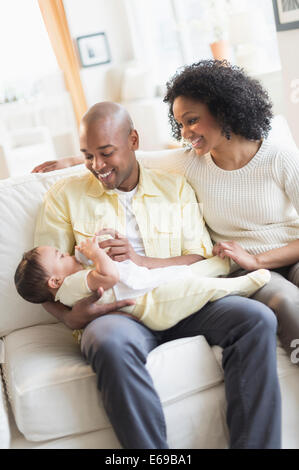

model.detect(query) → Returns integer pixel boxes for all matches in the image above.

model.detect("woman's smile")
[190,136,204,149]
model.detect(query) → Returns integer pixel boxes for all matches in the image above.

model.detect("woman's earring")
[222,127,231,140]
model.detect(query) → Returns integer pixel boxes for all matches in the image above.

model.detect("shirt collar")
[86,162,160,198]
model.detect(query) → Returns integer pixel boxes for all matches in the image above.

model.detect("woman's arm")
[213,240,299,271]
[254,240,299,270]
[31,148,189,175]
[31,156,84,173]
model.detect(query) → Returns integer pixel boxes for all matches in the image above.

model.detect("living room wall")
[63,0,135,107]
[63,0,299,148]
[277,28,299,146]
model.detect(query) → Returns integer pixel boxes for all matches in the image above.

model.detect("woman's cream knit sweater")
[140,138,299,255]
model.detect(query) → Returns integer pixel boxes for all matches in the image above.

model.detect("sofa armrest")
[0,339,10,449]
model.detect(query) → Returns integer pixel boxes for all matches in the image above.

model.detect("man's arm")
[43,288,136,330]
[96,228,204,268]
[135,253,203,269]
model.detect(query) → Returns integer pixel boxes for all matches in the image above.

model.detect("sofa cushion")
[3,324,223,442]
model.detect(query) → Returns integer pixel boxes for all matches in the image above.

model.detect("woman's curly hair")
[163,60,273,141]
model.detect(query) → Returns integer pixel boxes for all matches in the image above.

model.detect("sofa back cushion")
[0,165,88,337]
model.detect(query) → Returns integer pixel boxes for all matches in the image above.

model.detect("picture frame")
[76,32,111,68]
[272,0,299,31]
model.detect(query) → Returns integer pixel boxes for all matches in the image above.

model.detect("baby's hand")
[76,236,102,261]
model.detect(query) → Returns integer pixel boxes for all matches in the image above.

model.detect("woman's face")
[172,96,225,156]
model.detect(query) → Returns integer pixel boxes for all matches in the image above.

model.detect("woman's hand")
[212,241,259,271]
[97,228,141,264]
[31,156,83,173]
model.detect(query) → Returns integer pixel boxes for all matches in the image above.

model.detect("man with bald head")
[81,102,139,193]
[34,102,281,449]
[34,101,212,448]
[81,102,138,192]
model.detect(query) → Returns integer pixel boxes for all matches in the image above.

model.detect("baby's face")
[37,246,82,281]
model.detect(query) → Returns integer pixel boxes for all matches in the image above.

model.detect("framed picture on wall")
[273,0,299,31]
[76,32,111,67]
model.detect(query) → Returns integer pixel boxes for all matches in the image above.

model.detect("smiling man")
[34,102,281,449]
[80,103,139,191]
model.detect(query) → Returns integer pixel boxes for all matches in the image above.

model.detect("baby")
[15,236,271,338]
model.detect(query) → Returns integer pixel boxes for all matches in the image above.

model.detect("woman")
[161,60,299,358]
[33,60,299,359]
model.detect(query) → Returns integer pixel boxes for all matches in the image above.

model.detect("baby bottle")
[74,234,112,266]
[75,247,93,266]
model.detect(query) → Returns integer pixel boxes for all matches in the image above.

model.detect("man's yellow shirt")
[34,163,213,260]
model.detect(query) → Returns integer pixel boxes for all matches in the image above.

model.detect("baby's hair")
[14,248,54,303]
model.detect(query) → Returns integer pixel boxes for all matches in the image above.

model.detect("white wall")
[276,28,299,146]
[63,0,174,150]
[63,0,135,107]
[63,1,299,149]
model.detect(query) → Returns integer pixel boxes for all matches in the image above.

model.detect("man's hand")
[71,287,137,328]
[43,287,136,330]
[212,241,259,271]
[97,228,141,264]
[31,156,83,173]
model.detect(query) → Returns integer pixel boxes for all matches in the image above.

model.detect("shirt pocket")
[73,220,117,252]
[152,225,181,258]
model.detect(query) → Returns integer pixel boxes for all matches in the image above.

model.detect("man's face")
[80,118,139,191]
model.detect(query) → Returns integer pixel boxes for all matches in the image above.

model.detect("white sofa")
[1,142,299,449]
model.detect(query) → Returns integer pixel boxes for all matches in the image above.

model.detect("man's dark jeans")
[81,295,281,449]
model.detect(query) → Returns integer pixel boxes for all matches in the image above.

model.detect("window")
[125,0,184,85]
[125,0,281,89]
[0,0,59,103]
